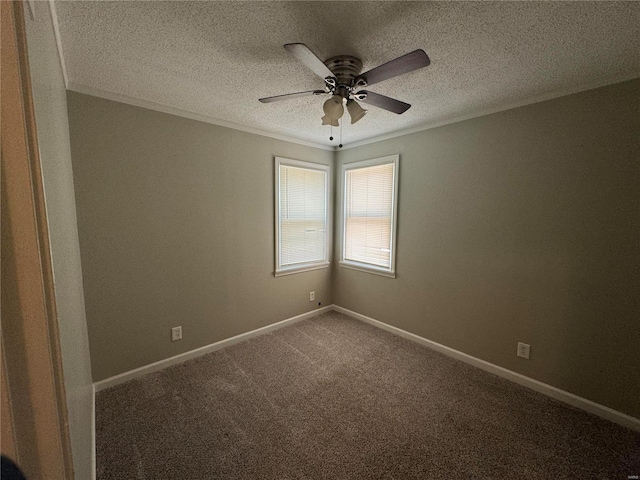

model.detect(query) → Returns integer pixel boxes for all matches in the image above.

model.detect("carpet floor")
[96,311,640,479]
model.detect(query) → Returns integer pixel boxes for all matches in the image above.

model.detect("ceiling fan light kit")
[259,43,430,145]
[322,94,345,120]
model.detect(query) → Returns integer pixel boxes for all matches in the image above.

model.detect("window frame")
[274,156,330,277]
[339,154,399,278]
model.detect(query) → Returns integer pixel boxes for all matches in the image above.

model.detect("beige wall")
[67,92,333,381]
[334,80,640,418]
[24,4,94,479]
[69,80,639,419]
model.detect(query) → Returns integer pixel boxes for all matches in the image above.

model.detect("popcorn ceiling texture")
[55,1,639,146]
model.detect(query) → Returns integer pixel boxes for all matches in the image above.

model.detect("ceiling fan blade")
[259,90,326,103]
[358,50,430,87]
[284,43,335,80]
[357,91,411,114]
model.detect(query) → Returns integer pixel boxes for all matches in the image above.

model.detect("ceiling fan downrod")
[322,55,364,102]
[321,58,368,134]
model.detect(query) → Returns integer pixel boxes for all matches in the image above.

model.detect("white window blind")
[275,158,329,276]
[341,155,398,277]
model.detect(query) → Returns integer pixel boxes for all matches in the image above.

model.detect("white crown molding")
[93,305,333,392]
[91,384,96,480]
[341,72,640,150]
[66,83,335,151]
[333,305,640,432]
[43,2,637,154]
[49,0,68,89]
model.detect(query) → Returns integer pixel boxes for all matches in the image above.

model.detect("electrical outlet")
[171,326,182,341]
[309,291,315,302]
[517,342,530,359]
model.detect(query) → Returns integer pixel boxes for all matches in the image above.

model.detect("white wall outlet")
[309,291,315,302]
[517,342,530,359]
[171,326,182,341]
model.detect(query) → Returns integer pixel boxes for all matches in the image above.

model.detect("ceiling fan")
[259,43,430,128]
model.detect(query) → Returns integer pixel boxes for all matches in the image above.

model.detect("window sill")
[339,261,396,278]
[274,262,330,277]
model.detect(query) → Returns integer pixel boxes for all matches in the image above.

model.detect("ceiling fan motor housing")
[324,55,363,97]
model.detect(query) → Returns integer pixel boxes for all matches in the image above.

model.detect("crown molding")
[341,72,639,150]
[334,305,640,432]
[66,83,335,151]
[42,1,637,152]
[25,0,36,20]
[49,0,68,89]
[65,71,637,153]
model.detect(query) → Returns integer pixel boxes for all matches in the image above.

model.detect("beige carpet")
[96,311,640,479]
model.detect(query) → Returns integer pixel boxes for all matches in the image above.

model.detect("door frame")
[1,1,74,477]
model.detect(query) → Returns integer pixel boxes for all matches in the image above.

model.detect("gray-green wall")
[67,92,333,382]
[25,4,93,478]
[334,80,640,418]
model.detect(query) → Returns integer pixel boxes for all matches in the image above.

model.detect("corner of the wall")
[91,383,96,480]
[331,305,640,432]
[48,0,69,89]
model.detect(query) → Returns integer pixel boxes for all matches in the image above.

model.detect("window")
[340,155,399,278]
[275,157,330,276]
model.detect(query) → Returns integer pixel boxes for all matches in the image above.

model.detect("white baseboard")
[332,305,640,432]
[93,306,333,392]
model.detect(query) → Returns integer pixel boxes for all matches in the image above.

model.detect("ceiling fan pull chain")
[339,121,343,148]
[329,124,333,141]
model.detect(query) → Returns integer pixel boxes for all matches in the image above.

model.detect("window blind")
[344,162,394,268]
[278,164,327,268]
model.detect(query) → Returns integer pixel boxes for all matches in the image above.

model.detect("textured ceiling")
[54,1,639,147]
